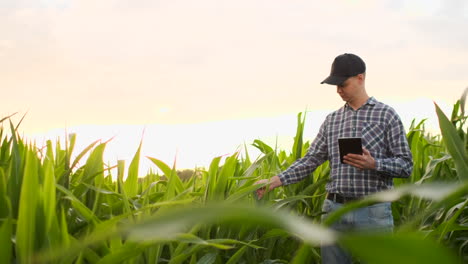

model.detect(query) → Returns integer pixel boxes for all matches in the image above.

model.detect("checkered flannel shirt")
[278,97,413,197]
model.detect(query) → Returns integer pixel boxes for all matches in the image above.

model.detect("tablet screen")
[338,137,363,163]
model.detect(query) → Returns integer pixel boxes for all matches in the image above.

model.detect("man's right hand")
[254,175,283,199]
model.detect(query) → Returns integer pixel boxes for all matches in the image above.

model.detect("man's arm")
[374,116,413,177]
[255,118,330,199]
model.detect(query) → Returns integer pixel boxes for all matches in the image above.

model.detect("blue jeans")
[321,199,394,264]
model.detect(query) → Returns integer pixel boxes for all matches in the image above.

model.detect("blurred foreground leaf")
[341,232,459,264]
[323,182,465,226]
[126,203,337,246]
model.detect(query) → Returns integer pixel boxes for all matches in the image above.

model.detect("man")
[255,53,413,264]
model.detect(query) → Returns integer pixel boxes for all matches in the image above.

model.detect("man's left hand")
[343,148,376,170]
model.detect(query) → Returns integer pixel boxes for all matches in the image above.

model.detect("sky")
[1,0,468,172]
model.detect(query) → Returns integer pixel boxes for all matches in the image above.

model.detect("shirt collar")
[344,96,377,111]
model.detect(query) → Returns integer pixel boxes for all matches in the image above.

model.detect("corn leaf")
[290,244,313,264]
[43,148,57,233]
[435,102,468,181]
[225,245,248,264]
[292,112,306,161]
[126,203,337,246]
[125,141,142,197]
[341,232,458,264]
[205,156,222,201]
[0,217,12,263]
[214,153,238,200]
[0,168,10,218]
[323,182,464,226]
[16,148,40,263]
[96,242,147,264]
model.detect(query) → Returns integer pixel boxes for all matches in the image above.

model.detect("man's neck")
[348,95,370,110]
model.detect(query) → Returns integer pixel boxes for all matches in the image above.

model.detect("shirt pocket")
[362,122,386,152]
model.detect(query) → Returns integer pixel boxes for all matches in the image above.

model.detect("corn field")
[2,92,468,263]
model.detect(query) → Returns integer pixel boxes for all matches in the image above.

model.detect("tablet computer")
[338,137,363,163]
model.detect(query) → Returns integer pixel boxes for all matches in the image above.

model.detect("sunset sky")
[1,0,467,171]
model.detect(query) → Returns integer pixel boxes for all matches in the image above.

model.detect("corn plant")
[1,89,468,263]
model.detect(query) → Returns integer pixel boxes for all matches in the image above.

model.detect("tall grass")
[1,92,468,263]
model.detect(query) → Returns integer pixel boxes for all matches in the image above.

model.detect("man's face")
[336,74,363,102]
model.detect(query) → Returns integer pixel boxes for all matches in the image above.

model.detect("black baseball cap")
[321,53,366,85]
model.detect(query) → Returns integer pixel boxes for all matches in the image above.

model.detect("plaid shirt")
[278,97,413,197]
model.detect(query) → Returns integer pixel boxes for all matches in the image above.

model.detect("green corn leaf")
[81,142,106,183]
[0,217,12,263]
[435,102,468,181]
[147,156,172,176]
[43,146,57,232]
[67,133,77,161]
[117,160,125,190]
[292,112,306,161]
[273,195,312,210]
[225,245,248,264]
[214,153,238,200]
[16,148,40,263]
[8,119,25,219]
[225,182,267,203]
[242,142,252,168]
[14,112,27,132]
[252,139,274,154]
[171,228,198,261]
[196,252,217,264]
[36,199,195,263]
[258,229,290,241]
[56,184,100,224]
[450,100,461,123]
[460,87,468,116]
[170,168,184,200]
[125,141,142,197]
[341,232,458,264]
[170,245,205,264]
[96,242,147,264]
[0,112,17,124]
[58,207,70,248]
[290,243,313,264]
[0,168,10,218]
[175,234,234,250]
[125,203,337,246]
[72,142,106,199]
[117,161,133,216]
[45,140,55,165]
[70,139,100,172]
[434,199,468,242]
[205,156,222,201]
[0,136,11,167]
[241,153,271,179]
[323,182,464,226]
[148,157,184,197]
